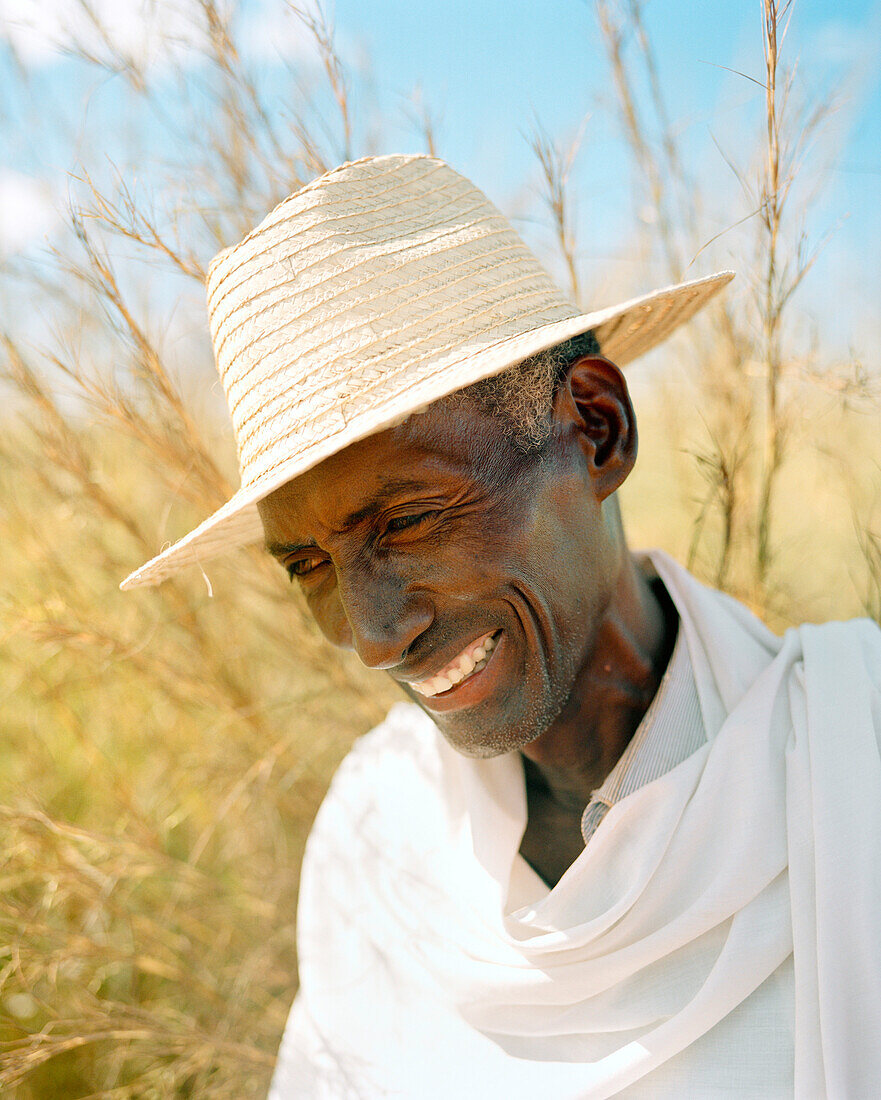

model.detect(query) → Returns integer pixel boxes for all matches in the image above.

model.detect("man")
[123,156,881,1097]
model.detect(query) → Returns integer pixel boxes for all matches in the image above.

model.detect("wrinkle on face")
[258,356,679,842]
[257,397,626,761]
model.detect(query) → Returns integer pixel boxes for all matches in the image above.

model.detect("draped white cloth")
[269,551,881,1099]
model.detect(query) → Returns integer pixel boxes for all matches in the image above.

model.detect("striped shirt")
[580,623,706,845]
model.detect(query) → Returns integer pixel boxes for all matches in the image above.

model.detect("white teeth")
[411,632,499,697]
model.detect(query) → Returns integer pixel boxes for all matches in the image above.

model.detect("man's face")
[258,396,621,758]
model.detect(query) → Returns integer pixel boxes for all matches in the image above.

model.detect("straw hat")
[121,154,733,590]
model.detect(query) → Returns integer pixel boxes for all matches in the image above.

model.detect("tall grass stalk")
[1,5,398,1095]
[593,0,856,613]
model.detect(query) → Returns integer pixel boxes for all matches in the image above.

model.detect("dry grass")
[0,5,398,1095]
[1,1,878,1096]
[591,0,871,613]
[0,404,397,1098]
[528,119,589,307]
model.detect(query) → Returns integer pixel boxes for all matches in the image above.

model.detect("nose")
[334,560,433,670]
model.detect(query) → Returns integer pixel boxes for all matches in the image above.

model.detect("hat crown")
[204,155,576,487]
[121,151,733,589]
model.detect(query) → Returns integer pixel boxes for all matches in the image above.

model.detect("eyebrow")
[265,477,434,558]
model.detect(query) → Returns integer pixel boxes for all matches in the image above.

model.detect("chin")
[424,693,564,760]
[400,627,575,758]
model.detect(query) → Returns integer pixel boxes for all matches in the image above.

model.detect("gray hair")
[440,330,601,453]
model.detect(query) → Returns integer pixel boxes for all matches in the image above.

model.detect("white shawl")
[270,552,881,1098]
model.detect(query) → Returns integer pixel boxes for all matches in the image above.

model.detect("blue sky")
[336,0,879,179]
[331,0,880,348]
[1,0,879,358]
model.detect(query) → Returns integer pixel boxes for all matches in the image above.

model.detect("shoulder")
[796,616,881,641]
[304,702,448,860]
[786,617,881,757]
[330,701,444,795]
[794,616,881,690]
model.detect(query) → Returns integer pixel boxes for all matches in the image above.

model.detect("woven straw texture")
[122,154,733,589]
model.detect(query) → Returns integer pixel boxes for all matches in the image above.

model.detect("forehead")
[257,399,515,533]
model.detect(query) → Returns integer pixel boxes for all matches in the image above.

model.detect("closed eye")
[383,511,436,535]
[282,511,438,579]
[286,553,328,580]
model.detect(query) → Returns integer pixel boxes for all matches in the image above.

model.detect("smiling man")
[123,156,881,1098]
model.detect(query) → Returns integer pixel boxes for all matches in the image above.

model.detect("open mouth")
[410,630,501,698]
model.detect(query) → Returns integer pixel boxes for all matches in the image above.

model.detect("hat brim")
[121,270,733,589]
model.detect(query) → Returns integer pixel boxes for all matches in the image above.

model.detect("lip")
[401,630,495,689]
[410,629,506,713]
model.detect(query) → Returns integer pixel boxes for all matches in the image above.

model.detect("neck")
[520,552,677,812]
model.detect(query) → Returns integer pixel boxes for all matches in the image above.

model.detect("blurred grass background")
[1,0,879,1095]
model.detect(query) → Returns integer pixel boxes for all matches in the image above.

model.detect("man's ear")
[552,355,637,500]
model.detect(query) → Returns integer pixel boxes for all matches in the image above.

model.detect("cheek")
[381,517,506,594]
[510,498,609,630]
[306,583,352,647]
